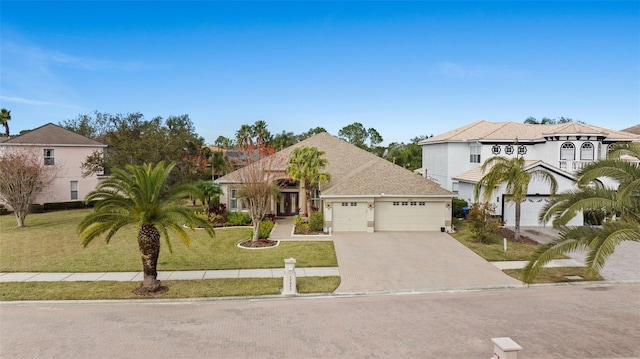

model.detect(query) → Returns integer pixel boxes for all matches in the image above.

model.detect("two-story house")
[0,123,107,208]
[420,120,640,226]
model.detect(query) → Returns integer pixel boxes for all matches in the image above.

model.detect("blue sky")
[1,1,638,145]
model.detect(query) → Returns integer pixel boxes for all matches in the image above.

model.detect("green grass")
[0,209,337,272]
[504,267,603,284]
[449,221,541,261]
[0,276,342,301]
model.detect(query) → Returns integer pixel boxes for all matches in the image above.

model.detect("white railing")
[558,160,594,172]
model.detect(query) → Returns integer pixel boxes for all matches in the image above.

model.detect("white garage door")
[503,196,583,226]
[332,202,368,232]
[375,200,444,231]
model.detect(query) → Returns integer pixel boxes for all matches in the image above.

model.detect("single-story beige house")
[215,132,454,232]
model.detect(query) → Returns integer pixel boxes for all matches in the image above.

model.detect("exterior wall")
[0,144,105,208]
[423,142,469,191]
[34,146,104,204]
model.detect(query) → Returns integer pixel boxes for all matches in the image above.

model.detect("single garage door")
[503,196,583,226]
[375,200,444,231]
[332,202,368,232]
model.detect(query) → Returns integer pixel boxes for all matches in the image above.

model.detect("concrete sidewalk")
[490,258,585,270]
[0,267,340,282]
[0,267,340,283]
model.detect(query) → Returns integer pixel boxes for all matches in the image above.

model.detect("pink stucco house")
[0,123,107,207]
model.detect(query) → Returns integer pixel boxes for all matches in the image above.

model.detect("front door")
[279,193,299,216]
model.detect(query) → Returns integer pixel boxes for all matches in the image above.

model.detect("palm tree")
[474,156,558,240]
[236,124,254,149]
[285,146,331,216]
[77,161,214,293]
[0,108,11,137]
[523,142,640,283]
[251,120,271,147]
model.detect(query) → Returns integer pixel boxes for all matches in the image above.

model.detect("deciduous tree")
[0,148,59,227]
[236,156,281,242]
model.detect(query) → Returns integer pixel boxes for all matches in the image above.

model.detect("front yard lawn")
[0,209,341,300]
[0,209,337,273]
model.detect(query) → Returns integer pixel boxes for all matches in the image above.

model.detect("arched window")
[580,142,594,160]
[560,142,575,160]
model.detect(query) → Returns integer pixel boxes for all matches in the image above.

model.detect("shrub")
[309,212,324,232]
[294,216,311,234]
[467,202,503,244]
[452,198,468,218]
[43,201,90,211]
[29,204,45,213]
[208,203,227,225]
[262,212,277,222]
[258,220,274,239]
[226,211,251,225]
[0,204,8,215]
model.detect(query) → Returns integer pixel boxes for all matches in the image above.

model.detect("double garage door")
[331,200,445,232]
[375,201,444,231]
[503,196,583,227]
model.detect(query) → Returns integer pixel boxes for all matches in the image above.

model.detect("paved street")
[1,284,639,359]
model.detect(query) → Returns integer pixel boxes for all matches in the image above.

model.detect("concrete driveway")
[332,231,522,294]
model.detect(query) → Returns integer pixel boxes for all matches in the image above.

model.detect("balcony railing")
[558,160,594,172]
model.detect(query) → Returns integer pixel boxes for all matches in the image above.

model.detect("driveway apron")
[332,231,522,293]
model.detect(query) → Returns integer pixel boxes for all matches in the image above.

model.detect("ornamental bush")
[309,212,324,232]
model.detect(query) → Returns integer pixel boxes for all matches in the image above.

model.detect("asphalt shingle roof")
[217,132,452,197]
[1,123,106,147]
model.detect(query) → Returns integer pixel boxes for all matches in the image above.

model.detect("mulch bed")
[495,227,539,245]
[238,238,278,248]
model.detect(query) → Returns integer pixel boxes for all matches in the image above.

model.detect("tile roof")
[1,123,106,146]
[452,160,575,184]
[420,120,640,144]
[217,132,453,197]
[622,124,640,135]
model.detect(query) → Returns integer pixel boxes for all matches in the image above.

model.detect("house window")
[393,201,400,206]
[341,202,349,206]
[350,202,357,206]
[560,142,575,160]
[517,145,527,155]
[418,202,426,206]
[491,145,501,155]
[70,181,78,200]
[580,142,594,160]
[504,145,514,155]
[44,149,55,165]
[311,188,321,209]
[230,189,238,210]
[452,181,459,194]
[401,201,409,206]
[410,202,417,206]
[470,144,481,163]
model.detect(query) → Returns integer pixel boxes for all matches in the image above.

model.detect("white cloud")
[0,95,89,110]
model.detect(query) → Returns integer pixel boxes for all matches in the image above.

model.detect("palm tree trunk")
[138,224,162,291]
[514,201,521,240]
[305,187,312,217]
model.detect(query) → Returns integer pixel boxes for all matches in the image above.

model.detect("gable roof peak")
[2,123,106,146]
